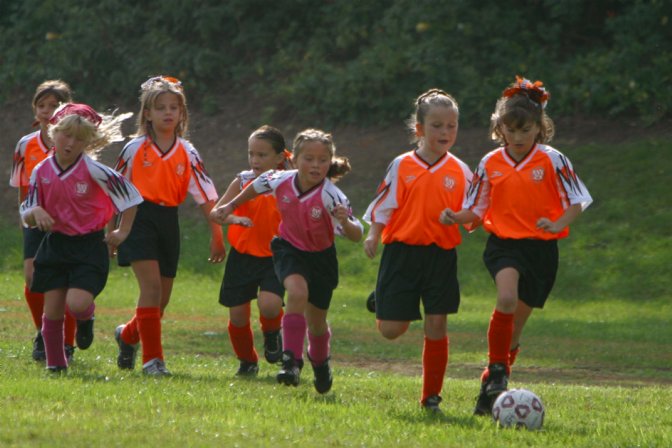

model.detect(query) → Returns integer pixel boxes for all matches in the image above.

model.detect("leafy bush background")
[1,0,669,126]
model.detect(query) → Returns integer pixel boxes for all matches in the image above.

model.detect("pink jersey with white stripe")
[252,170,363,252]
[20,154,143,236]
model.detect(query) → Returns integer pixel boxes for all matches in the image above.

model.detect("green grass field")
[1,139,671,447]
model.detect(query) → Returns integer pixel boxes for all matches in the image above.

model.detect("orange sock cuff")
[488,309,514,371]
[228,321,258,363]
[64,312,77,346]
[121,316,140,345]
[24,284,44,329]
[421,336,448,403]
[137,307,163,364]
[259,309,284,333]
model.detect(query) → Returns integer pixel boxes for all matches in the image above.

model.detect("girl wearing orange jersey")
[214,125,290,376]
[9,80,79,362]
[112,76,225,376]
[363,89,473,413]
[440,77,592,415]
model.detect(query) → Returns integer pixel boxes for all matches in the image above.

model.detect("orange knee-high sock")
[137,307,163,364]
[24,285,44,329]
[228,321,258,363]
[421,336,448,404]
[64,310,76,346]
[259,309,284,333]
[121,315,140,345]
[487,309,514,374]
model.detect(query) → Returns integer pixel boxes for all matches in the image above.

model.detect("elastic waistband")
[51,230,105,241]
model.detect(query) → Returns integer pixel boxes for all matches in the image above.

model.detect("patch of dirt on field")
[337,357,672,387]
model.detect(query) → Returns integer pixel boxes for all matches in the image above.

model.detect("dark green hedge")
[1,0,669,126]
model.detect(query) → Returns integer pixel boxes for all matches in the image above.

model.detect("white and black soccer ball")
[492,388,545,430]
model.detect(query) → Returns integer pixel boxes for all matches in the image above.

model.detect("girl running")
[363,89,472,413]
[20,103,141,372]
[214,125,291,376]
[439,77,592,415]
[113,76,225,376]
[9,80,79,362]
[211,129,363,393]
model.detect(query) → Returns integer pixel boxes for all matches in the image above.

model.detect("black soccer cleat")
[32,331,46,362]
[422,395,443,414]
[263,330,283,364]
[115,324,138,370]
[473,381,495,416]
[485,363,509,397]
[277,350,303,387]
[236,360,260,377]
[64,344,75,364]
[76,316,95,350]
[366,291,376,313]
[309,355,333,394]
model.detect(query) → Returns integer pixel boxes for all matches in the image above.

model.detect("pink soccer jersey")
[20,154,143,236]
[252,170,363,252]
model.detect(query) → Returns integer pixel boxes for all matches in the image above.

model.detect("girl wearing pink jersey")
[211,129,363,393]
[20,103,142,372]
[9,80,79,362]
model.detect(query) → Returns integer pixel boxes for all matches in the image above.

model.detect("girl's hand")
[332,204,350,225]
[31,207,55,232]
[439,208,457,225]
[363,234,379,259]
[536,217,563,234]
[208,238,226,263]
[231,216,253,227]
[210,204,233,225]
[104,229,130,257]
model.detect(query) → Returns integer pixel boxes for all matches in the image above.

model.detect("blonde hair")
[135,76,188,138]
[32,79,72,110]
[49,109,132,160]
[407,88,459,143]
[292,128,351,181]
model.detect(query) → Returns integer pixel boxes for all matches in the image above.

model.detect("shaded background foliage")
[0,0,670,126]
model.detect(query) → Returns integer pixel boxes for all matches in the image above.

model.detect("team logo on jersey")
[282,195,291,203]
[75,182,89,195]
[531,167,545,182]
[443,175,456,191]
[30,154,37,161]
[490,170,503,178]
[310,206,322,220]
[404,175,416,183]
[41,177,51,184]
[176,163,186,176]
[143,160,153,167]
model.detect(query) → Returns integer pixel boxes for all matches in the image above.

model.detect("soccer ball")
[492,389,545,430]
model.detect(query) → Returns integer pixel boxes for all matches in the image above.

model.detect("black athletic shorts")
[219,246,285,307]
[31,230,109,297]
[375,242,460,321]
[23,226,46,260]
[483,234,559,309]
[270,237,338,311]
[117,201,180,278]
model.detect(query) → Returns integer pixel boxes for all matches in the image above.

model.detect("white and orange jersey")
[114,136,217,206]
[10,130,52,188]
[465,144,592,240]
[364,150,473,250]
[228,170,281,257]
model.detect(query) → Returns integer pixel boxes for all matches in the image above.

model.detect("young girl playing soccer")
[214,125,291,376]
[9,80,80,362]
[211,129,363,393]
[363,89,473,413]
[438,77,592,415]
[20,103,142,372]
[113,76,225,376]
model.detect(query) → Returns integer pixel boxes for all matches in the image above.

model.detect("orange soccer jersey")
[10,130,52,189]
[227,171,281,258]
[115,136,217,206]
[465,144,592,240]
[365,150,473,250]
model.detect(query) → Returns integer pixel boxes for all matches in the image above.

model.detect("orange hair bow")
[502,76,550,109]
